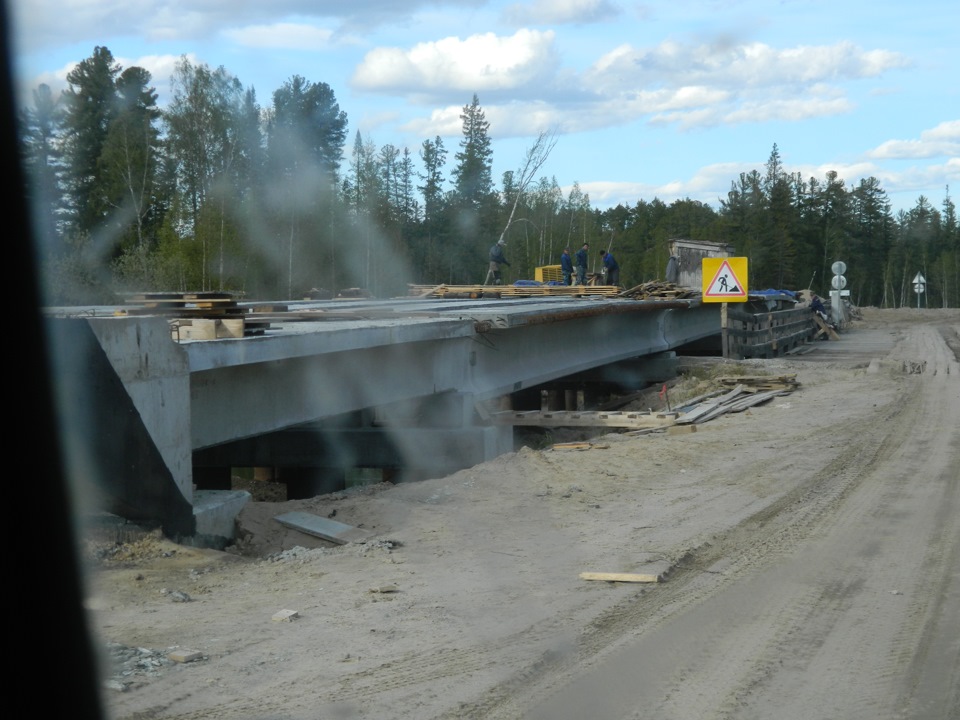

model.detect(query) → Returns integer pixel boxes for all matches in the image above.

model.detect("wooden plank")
[813,313,840,340]
[552,442,591,450]
[580,572,660,583]
[490,410,674,429]
[418,283,446,298]
[674,384,745,424]
[274,511,373,545]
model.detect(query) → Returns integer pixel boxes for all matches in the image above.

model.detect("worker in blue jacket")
[560,248,574,285]
[575,243,589,284]
[485,239,510,285]
[599,250,620,286]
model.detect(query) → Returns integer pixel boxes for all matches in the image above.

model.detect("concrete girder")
[56,298,720,536]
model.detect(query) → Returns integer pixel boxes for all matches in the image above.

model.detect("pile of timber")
[118,292,271,339]
[408,284,622,298]
[673,376,799,426]
[619,280,699,300]
[121,291,245,317]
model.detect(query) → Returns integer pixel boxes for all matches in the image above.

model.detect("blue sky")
[10,0,959,215]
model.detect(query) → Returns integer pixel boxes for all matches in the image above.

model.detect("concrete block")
[193,489,251,541]
[168,649,203,663]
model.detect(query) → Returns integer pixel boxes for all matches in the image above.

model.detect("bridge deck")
[50,295,721,539]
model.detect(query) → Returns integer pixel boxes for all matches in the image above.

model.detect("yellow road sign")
[702,257,748,302]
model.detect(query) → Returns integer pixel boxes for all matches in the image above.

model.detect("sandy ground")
[82,308,960,720]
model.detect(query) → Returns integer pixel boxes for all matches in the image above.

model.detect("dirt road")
[86,308,959,720]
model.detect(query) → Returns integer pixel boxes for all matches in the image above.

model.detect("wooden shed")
[668,239,735,290]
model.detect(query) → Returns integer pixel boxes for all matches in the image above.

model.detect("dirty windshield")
[11,1,960,718]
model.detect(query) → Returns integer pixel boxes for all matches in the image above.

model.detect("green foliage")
[452,94,493,207]
[61,46,121,238]
[24,51,960,307]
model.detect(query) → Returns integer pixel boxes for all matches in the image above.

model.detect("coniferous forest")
[19,47,959,308]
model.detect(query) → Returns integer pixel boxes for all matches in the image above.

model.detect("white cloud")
[568,39,908,132]
[353,30,559,94]
[868,120,960,159]
[121,54,197,102]
[14,1,474,49]
[586,39,909,92]
[401,105,464,138]
[502,0,621,26]
[223,23,336,50]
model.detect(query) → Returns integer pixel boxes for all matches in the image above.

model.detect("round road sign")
[831,261,847,276]
[831,275,847,290]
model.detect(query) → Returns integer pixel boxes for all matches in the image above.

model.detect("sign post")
[702,258,748,358]
[913,272,926,309]
[830,261,847,326]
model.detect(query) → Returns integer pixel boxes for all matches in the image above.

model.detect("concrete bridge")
[48,295,721,544]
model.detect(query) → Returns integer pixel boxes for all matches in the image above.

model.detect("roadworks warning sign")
[702,257,748,302]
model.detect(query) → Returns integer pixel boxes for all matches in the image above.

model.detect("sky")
[9,0,960,216]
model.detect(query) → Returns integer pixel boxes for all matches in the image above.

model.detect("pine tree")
[61,46,120,240]
[452,94,493,207]
[267,76,348,295]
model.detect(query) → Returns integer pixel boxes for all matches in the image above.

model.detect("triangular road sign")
[703,258,747,301]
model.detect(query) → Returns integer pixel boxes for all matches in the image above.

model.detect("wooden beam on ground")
[274,511,373,545]
[580,572,660,583]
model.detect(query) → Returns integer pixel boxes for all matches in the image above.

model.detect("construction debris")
[408,283,621,298]
[675,380,798,425]
[618,280,699,300]
[407,280,700,300]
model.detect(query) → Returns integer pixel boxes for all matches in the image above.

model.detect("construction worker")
[485,239,510,285]
[575,243,589,284]
[560,248,574,285]
[599,249,620,286]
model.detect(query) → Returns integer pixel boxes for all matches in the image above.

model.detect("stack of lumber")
[619,281,699,300]
[674,376,799,425]
[118,292,270,339]
[122,291,245,316]
[408,284,621,298]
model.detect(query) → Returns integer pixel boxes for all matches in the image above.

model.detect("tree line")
[19,46,958,308]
